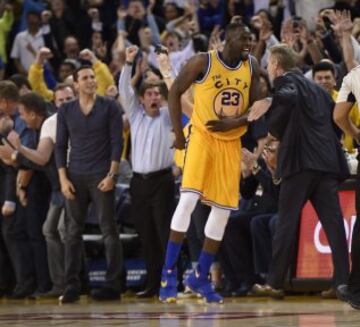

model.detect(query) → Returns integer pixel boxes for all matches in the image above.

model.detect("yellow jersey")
[191,50,253,140]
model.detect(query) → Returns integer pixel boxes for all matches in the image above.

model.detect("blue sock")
[164,240,182,270]
[197,251,215,278]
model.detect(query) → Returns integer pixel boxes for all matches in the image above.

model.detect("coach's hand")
[248,99,272,121]
[97,176,115,192]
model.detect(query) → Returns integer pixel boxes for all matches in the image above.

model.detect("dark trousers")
[0,176,15,293]
[250,214,278,275]
[2,205,35,290]
[65,173,123,292]
[3,172,51,293]
[25,173,52,292]
[349,162,360,294]
[220,211,257,288]
[42,192,66,292]
[268,171,349,289]
[130,170,175,290]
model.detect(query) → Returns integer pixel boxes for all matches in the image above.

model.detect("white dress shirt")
[337,65,360,110]
[118,65,174,174]
[11,30,44,72]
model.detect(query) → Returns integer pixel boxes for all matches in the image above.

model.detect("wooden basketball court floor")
[0,295,360,327]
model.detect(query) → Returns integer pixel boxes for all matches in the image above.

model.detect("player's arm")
[333,73,359,142]
[168,53,208,149]
[334,102,359,141]
[207,56,262,132]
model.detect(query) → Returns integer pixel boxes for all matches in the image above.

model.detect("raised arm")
[156,49,193,118]
[28,48,54,101]
[118,46,141,119]
[168,53,208,149]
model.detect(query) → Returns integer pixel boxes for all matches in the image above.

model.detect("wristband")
[107,172,119,181]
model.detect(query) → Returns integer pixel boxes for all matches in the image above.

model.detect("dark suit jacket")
[266,71,349,180]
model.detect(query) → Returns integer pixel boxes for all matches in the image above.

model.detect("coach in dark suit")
[248,44,350,299]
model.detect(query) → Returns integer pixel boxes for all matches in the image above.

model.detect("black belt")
[133,168,172,180]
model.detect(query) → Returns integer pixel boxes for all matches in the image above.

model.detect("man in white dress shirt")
[11,11,44,74]
[119,45,175,298]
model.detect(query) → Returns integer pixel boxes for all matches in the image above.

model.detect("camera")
[154,44,168,55]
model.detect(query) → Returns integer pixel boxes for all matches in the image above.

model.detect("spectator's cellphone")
[322,16,332,30]
[154,45,168,55]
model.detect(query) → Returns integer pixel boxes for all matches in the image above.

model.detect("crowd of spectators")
[0,0,359,301]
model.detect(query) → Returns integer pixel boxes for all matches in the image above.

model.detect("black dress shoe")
[59,287,80,304]
[10,286,36,299]
[336,284,350,302]
[232,284,251,297]
[220,282,239,298]
[136,288,158,298]
[321,287,337,299]
[91,287,121,301]
[349,295,360,310]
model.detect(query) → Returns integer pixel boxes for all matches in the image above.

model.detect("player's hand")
[60,177,76,200]
[172,134,186,150]
[206,118,238,132]
[247,99,272,121]
[97,176,115,192]
[125,46,139,64]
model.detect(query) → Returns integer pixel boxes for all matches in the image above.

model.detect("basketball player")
[159,22,261,303]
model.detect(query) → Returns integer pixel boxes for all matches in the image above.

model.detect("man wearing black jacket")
[248,44,350,299]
